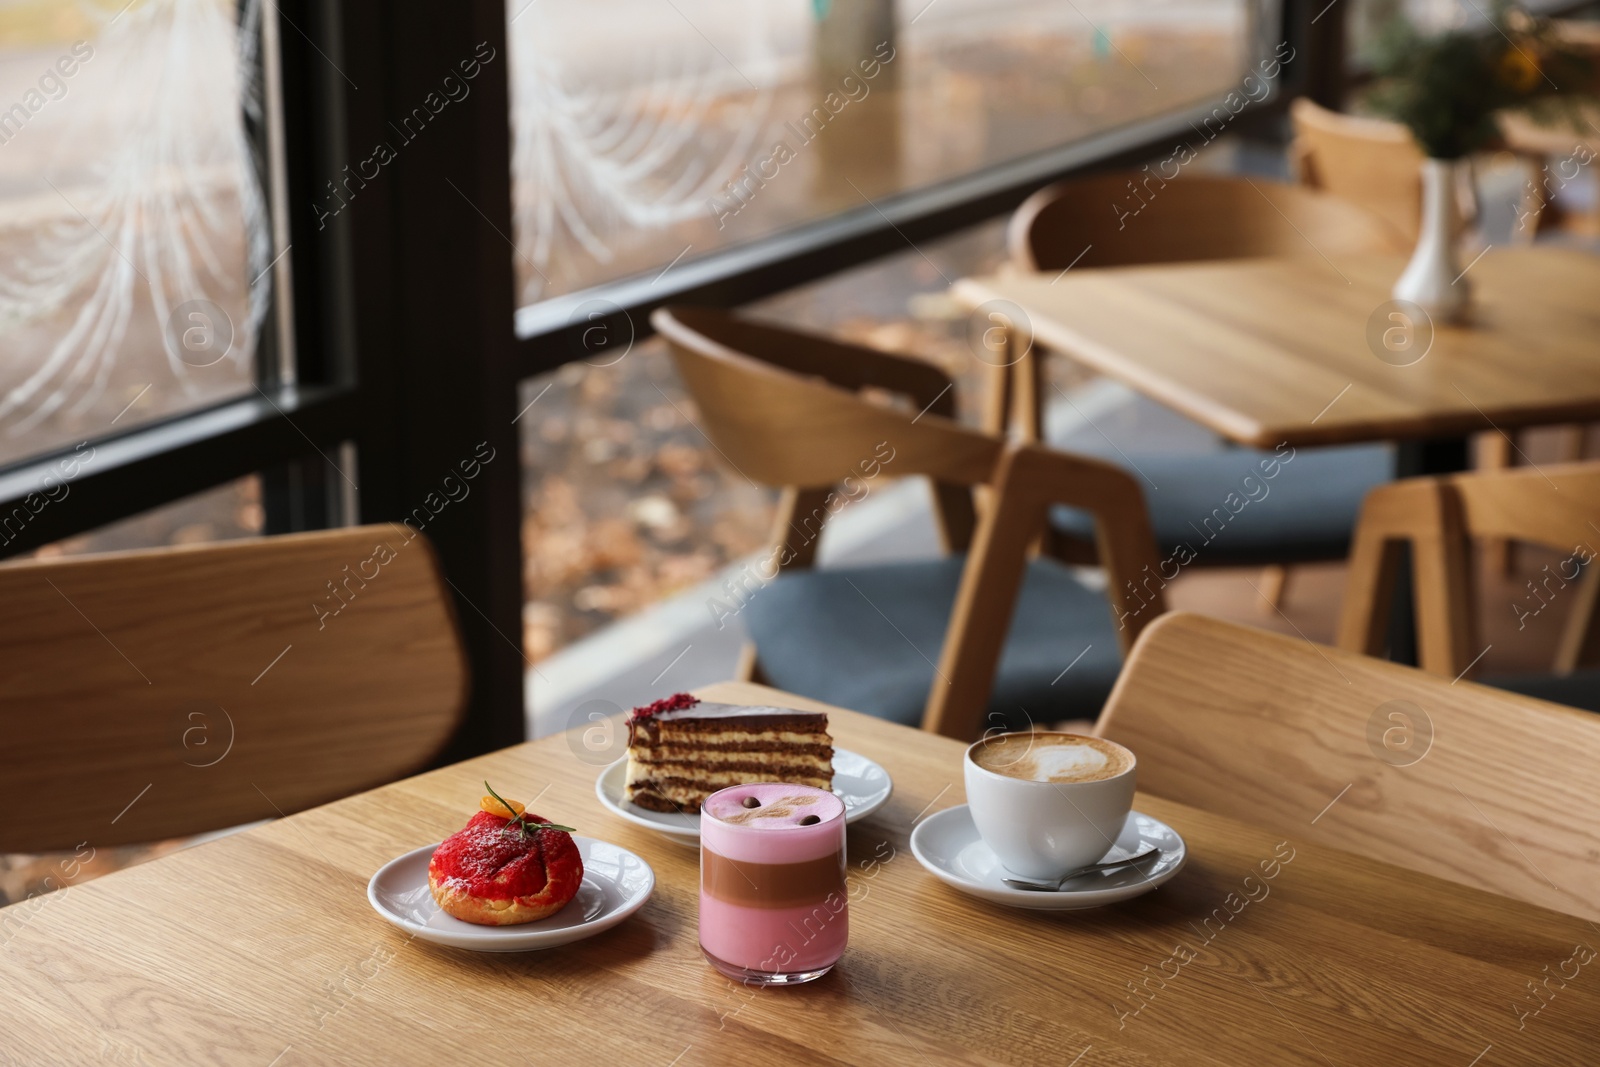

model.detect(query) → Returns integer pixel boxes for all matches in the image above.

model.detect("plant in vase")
[1365,2,1595,322]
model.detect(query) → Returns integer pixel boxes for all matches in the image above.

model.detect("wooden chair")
[1006,168,1407,283]
[652,305,1165,740]
[0,526,468,853]
[1000,171,1405,608]
[1099,611,1600,921]
[1338,460,1600,708]
[1289,96,1430,245]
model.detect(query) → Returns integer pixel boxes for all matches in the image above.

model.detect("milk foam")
[1026,745,1108,782]
[703,782,844,826]
[971,733,1132,783]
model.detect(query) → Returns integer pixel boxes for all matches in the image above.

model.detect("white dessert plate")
[909,805,1187,911]
[595,747,893,840]
[367,837,654,951]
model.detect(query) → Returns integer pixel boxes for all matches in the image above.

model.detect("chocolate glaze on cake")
[623,695,834,814]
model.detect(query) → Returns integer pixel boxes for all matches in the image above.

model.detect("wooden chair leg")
[1477,430,1514,576]
[769,486,831,573]
[1414,520,1477,680]
[1014,342,1044,445]
[1005,338,1046,558]
[1338,535,1403,660]
[1554,564,1600,674]
[985,327,1044,446]
[1257,565,1290,612]
[735,642,770,685]
[982,353,1013,439]
[975,346,1016,521]
[930,482,979,555]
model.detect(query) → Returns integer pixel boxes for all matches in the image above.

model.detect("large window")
[507,0,1263,308]
[0,0,273,466]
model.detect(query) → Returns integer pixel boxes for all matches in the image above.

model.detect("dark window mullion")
[263,0,359,533]
[0,385,356,557]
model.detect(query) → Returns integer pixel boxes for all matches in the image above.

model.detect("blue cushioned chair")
[652,306,1169,738]
[1050,439,1395,566]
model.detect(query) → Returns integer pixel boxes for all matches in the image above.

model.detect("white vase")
[1392,158,1470,324]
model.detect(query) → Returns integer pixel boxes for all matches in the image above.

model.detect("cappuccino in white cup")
[964,732,1137,880]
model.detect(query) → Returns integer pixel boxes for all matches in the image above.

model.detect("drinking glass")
[699,783,847,984]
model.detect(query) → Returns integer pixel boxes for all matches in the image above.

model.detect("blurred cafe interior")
[2,1,1599,1064]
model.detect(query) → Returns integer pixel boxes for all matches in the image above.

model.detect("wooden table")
[954,247,1600,450]
[3,682,1595,1066]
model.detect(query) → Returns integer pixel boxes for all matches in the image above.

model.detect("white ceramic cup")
[963,732,1137,880]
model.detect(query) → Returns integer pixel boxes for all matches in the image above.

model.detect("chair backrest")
[652,306,1167,738]
[0,526,468,852]
[652,306,1004,490]
[1007,168,1406,272]
[653,305,1000,563]
[1339,461,1600,679]
[1099,611,1600,921]
[1289,97,1425,243]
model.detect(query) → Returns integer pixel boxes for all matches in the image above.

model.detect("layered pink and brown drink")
[699,783,847,984]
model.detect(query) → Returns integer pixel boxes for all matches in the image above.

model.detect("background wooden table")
[954,248,1600,449]
[1,682,1594,1066]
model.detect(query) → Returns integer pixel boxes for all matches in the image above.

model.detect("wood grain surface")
[955,248,1600,448]
[1101,613,1600,923]
[0,526,467,853]
[2,681,1596,1065]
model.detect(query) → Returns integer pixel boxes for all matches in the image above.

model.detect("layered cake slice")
[624,693,833,814]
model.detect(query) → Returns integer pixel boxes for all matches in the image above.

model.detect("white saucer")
[367,837,654,951]
[595,748,893,841]
[909,805,1187,911]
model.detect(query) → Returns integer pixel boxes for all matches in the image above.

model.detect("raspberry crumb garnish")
[629,692,699,722]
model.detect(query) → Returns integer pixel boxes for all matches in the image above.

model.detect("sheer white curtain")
[0,0,267,458]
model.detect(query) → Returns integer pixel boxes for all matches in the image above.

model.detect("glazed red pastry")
[428,793,583,925]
